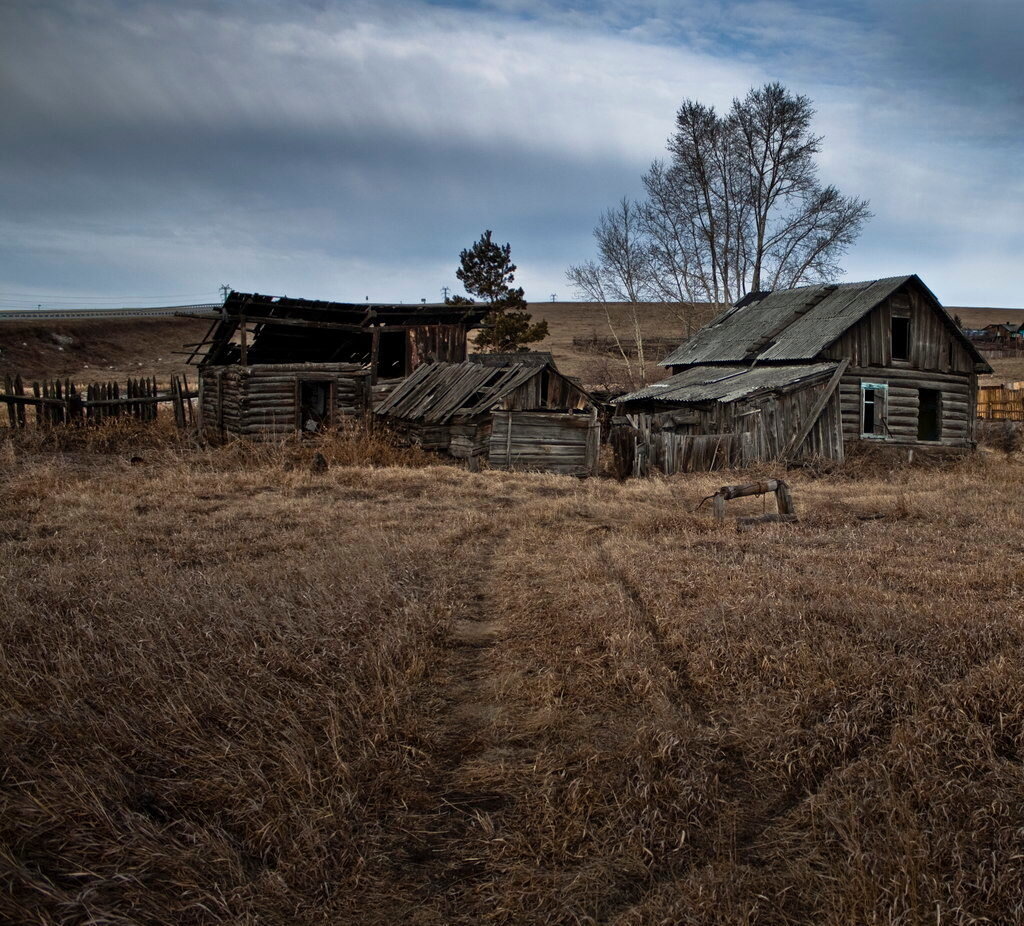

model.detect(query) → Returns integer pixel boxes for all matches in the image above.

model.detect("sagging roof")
[376,360,585,424]
[616,362,839,406]
[187,291,488,366]
[661,275,988,369]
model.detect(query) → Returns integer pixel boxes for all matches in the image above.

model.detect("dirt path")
[398,529,534,924]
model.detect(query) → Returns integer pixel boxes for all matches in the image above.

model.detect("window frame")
[860,381,889,440]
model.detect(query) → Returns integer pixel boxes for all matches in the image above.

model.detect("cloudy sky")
[2,0,1022,309]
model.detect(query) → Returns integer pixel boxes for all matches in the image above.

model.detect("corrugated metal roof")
[468,351,553,366]
[616,362,839,405]
[662,276,914,366]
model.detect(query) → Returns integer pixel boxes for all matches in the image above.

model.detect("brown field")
[0,316,204,383]
[3,420,1024,924]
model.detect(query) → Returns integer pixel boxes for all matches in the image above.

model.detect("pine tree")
[450,230,548,352]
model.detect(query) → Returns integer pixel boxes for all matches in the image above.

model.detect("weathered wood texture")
[2,372,193,428]
[489,409,600,476]
[838,370,974,447]
[376,360,601,475]
[977,383,1024,422]
[822,287,975,373]
[711,479,796,526]
[407,325,469,371]
[619,374,844,475]
[199,363,371,441]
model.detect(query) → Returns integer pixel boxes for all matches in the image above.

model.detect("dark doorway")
[376,331,407,379]
[299,380,333,432]
[918,388,941,441]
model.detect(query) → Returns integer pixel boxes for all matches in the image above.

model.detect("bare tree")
[566,198,653,386]
[569,83,871,339]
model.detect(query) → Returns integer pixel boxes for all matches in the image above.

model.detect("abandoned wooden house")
[614,275,992,474]
[375,358,600,475]
[186,291,487,440]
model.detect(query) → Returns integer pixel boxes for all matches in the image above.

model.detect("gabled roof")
[661,275,989,370]
[376,360,588,424]
[616,362,839,406]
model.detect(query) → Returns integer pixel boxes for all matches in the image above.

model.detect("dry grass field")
[3,420,1024,924]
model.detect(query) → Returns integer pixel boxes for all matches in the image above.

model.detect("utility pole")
[550,293,557,302]
[219,283,232,302]
[441,285,450,301]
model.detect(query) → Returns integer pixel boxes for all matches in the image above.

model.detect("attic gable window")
[891,316,911,361]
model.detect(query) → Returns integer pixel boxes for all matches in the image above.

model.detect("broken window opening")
[298,380,334,433]
[860,381,888,439]
[917,388,941,441]
[891,316,911,362]
[376,331,408,379]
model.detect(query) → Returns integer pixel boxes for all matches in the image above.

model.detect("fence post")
[182,372,195,426]
[3,374,14,429]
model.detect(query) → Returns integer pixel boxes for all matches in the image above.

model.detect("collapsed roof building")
[186,292,487,441]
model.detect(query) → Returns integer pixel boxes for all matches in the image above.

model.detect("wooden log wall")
[838,368,974,446]
[199,363,371,440]
[489,409,599,476]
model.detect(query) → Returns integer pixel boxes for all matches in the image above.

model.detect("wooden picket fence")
[977,382,1024,422]
[2,372,197,429]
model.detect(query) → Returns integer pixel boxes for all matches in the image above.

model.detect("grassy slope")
[2,427,1024,924]
[0,317,206,384]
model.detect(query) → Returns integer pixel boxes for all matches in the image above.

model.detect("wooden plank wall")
[824,287,975,374]
[408,325,467,371]
[501,370,592,412]
[622,377,844,475]
[489,410,599,476]
[977,383,1024,421]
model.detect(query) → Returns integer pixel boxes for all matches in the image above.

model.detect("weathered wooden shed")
[188,291,486,441]
[616,275,991,474]
[376,358,600,475]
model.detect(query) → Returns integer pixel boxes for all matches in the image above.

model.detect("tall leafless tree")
[569,83,871,339]
[566,198,653,385]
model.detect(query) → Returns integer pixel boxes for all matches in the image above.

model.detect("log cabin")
[188,291,487,441]
[375,357,600,475]
[614,275,992,474]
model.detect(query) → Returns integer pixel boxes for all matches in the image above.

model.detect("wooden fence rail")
[2,372,197,429]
